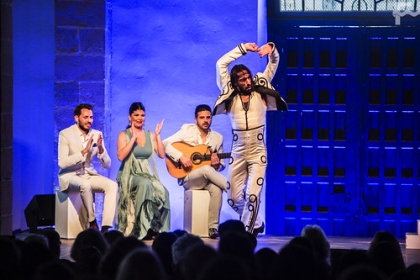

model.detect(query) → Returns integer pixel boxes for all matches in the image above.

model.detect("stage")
[53,234,420,267]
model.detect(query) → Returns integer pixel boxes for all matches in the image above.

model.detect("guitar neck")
[203,153,231,160]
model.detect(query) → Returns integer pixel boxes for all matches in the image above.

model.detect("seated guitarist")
[163,104,229,239]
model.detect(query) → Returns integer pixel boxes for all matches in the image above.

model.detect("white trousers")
[228,127,266,232]
[182,165,228,229]
[68,173,118,227]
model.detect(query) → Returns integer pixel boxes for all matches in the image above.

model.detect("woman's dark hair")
[126,102,146,129]
[129,102,146,115]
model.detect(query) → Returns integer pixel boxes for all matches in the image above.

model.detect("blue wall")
[13,0,55,231]
[12,0,270,232]
[106,0,268,231]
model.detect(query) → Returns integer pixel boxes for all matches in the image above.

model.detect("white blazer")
[57,124,111,191]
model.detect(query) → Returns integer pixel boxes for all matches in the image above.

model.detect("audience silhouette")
[1,222,419,280]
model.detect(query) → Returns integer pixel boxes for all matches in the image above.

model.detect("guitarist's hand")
[210,153,220,170]
[179,155,192,168]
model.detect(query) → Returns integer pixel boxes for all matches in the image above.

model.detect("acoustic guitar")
[165,142,231,178]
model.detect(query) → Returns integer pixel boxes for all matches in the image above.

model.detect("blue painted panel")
[267,13,420,238]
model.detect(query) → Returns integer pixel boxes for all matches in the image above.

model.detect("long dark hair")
[126,102,146,128]
[230,64,253,90]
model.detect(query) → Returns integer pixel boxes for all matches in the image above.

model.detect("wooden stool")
[183,189,210,237]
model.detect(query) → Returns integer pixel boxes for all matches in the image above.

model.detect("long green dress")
[117,129,170,239]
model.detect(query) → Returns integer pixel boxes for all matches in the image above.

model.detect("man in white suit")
[58,103,118,233]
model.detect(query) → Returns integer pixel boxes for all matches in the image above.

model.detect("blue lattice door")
[266,15,420,238]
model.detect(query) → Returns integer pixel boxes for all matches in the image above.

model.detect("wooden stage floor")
[56,234,420,267]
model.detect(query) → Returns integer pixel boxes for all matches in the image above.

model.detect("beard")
[238,84,253,95]
[78,122,90,133]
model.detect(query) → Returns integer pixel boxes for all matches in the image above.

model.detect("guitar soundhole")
[191,153,203,165]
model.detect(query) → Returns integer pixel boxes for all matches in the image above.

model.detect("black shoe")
[89,219,99,230]
[142,228,159,240]
[252,222,265,237]
[209,228,219,239]
[101,226,112,234]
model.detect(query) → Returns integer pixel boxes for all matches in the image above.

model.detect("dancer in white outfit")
[213,42,287,236]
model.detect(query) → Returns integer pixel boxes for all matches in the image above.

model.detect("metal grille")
[279,0,419,11]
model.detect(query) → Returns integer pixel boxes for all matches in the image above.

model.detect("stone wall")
[54,0,107,224]
[1,0,14,235]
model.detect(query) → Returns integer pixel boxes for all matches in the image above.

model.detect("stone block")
[1,113,13,147]
[54,82,79,105]
[55,28,79,53]
[80,29,104,54]
[55,1,104,27]
[55,56,104,81]
[0,147,12,179]
[0,180,13,213]
[1,75,13,114]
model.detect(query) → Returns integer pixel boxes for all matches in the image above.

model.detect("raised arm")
[95,132,111,168]
[216,43,258,91]
[153,119,165,159]
[259,42,280,82]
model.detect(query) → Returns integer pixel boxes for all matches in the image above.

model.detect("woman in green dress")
[117,102,170,240]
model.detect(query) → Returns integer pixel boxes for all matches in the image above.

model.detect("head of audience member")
[218,229,257,279]
[218,219,245,238]
[172,233,204,266]
[115,247,167,280]
[181,244,217,280]
[126,102,146,129]
[74,245,102,277]
[33,259,77,280]
[290,235,331,279]
[103,230,124,247]
[301,224,331,264]
[331,249,372,280]
[99,236,147,280]
[371,230,400,245]
[24,233,49,248]
[289,236,314,253]
[367,231,405,277]
[0,236,21,279]
[255,247,278,280]
[197,255,251,280]
[70,228,109,262]
[20,238,54,280]
[406,263,420,280]
[152,231,179,277]
[269,241,318,280]
[74,103,94,134]
[38,228,62,259]
[230,64,254,95]
[338,264,387,280]
[172,229,188,237]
